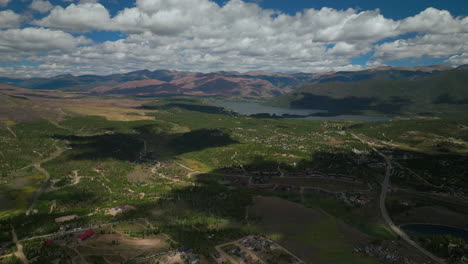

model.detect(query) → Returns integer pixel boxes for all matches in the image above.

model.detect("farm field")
[248,196,379,264]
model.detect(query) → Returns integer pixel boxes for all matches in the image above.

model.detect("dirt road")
[11,225,29,264]
[6,126,17,138]
[26,146,65,216]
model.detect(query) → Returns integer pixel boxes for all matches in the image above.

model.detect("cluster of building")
[346,193,373,206]
[106,205,136,216]
[93,168,105,173]
[355,245,414,264]
[78,229,95,241]
[239,236,279,252]
[274,152,297,158]
[222,245,261,264]
[123,187,135,193]
[45,228,94,243]
[178,246,200,264]
[231,127,310,153]
[146,161,189,181]
[216,236,303,264]
[0,246,7,256]
[145,161,169,178]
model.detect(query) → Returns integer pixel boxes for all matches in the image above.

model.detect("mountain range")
[0,65,456,98]
[268,65,468,117]
[2,64,467,117]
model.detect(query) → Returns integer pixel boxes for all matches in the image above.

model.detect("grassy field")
[0,169,44,218]
[249,196,380,264]
[300,191,393,240]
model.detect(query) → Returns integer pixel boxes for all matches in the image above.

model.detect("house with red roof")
[79,230,95,241]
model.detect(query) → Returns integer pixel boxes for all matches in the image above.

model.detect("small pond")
[401,224,468,241]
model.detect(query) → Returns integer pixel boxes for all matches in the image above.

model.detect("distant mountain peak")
[53,73,75,78]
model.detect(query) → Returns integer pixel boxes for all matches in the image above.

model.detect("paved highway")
[352,133,446,264]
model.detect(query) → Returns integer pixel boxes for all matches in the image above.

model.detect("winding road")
[25,146,65,216]
[174,161,201,178]
[352,133,446,264]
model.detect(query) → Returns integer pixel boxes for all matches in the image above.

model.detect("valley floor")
[0,93,467,264]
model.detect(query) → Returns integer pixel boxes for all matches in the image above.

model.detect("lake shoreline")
[400,223,468,240]
[208,100,394,121]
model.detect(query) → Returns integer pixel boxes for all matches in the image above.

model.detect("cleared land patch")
[249,196,379,264]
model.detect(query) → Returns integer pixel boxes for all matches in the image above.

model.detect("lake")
[208,101,393,121]
[208,101,326,116]
[401,224,468,241]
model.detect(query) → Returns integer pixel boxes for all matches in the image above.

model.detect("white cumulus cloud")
[374,33,468,62]
[34,3,112,32]
[0,1,465,76]
[0,10,21,29]
[0,27,91,53]
[398,7,468,35]
[447,53,468,66]
[29,0,54,13]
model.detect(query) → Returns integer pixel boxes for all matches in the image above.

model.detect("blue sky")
[0,0,467,76]
[255,0,468,18]
[7,1,468,22]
